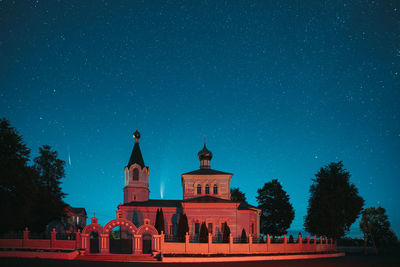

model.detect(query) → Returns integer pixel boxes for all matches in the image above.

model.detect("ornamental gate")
[109,227,133,254]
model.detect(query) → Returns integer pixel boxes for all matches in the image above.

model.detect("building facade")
[117,130,260,239]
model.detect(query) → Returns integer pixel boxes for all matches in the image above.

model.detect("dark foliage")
[305,161,364,240]
[256,179,294,238]
[177,213,189,242]
[0,118,67,233]
[360,206,398,248]
[240,228,247,243]
[199,222,208,243]
[230,187,246,202]
[222,222,231,243]
[289,234,294,243]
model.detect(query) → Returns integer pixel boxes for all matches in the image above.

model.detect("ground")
[1,255,400,267]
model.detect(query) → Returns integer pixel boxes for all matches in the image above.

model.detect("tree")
[177,213,189,241]
[158,208,165,234]
[155,209,160,233]
[231,187,246,202]
[222,222,230,243]
[256,179,294,238]
[360,207,398,252]
[199,222,208,243]
[0,119,68,233]
[241,229,247,243]
[0,118,36,232]
[305,161,364,240]
[31,145,67,232]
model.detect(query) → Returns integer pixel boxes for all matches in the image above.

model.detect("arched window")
[205,184,210,194]
[213,184,218,194]
[197,184,202,194]
[132,168,139,181]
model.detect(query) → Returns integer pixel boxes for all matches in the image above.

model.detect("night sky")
[1,1,399,237]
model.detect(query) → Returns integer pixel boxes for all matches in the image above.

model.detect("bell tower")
[123,130,150,203]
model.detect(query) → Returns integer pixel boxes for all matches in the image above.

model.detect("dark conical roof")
[127,130,145,168]
[198,143,212,160]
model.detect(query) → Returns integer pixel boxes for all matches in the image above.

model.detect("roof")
[127,141,145,168]
[68,207,87,216]
[121,199,182,207]
[182,168,232,175]
[238,201,259,210]
[183,195,235,203]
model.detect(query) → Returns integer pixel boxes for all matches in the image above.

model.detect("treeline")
[231,162,398,250]
[0,118,67,233]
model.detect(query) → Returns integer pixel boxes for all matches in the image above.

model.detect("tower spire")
[127,130,145,168]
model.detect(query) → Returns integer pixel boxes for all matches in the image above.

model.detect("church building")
[117,130,260,240]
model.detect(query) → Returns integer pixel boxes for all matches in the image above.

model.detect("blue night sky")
[1,1,399,237]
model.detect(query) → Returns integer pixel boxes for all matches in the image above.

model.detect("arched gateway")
[137,224,159,254]
[103,218,138,254]
[81,217,103,254]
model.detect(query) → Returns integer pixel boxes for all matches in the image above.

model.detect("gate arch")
[82,223,103,253]
[137,224,159,254]
[103,218,138,254]
[103,218,138,235]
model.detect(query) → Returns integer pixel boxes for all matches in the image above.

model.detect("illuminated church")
[117,130,260,239]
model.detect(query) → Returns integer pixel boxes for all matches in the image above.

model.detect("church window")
[197,184,202,194]
[213,184,218,194]
[205,184,210,194]
[132,168,139,181]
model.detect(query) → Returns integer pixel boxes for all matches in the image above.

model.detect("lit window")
[205,184,210,194]
[197,184,202,194]
[213,184,218,194]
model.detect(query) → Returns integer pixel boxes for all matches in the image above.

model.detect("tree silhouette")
[177,213,188,241]
[257,179,294,238]
[230,187,246,202]
[241,228,247,243]
[200,222,208,243]
[360,206,398,252]
[222,222,230,243]
[305,161,364,240]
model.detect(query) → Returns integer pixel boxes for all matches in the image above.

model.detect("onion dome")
[198,143,213,161]
[133,129,141,142]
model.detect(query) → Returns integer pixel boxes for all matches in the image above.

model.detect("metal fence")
[29,233,51,240]
[164,235,181,243]
[56,233,76,240]
[0,232,23,239]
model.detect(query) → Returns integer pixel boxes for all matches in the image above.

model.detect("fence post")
[160,231,164,252]
[51,228,57,248]
[23,227,29,248]
[298,234,302,252]
[76,229,81,249]
[185,232,189,253]
[208,233,212,253]
[249,235,252,253]
[229,234,233,253]
[306,236,310,244]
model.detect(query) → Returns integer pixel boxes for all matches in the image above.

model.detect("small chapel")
[117,130,260,240]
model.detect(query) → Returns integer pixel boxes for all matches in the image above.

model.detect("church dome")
[133,129,141,140]
[198,143,213,161]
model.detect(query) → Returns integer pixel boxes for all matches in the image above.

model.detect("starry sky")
[1,0,399,238]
